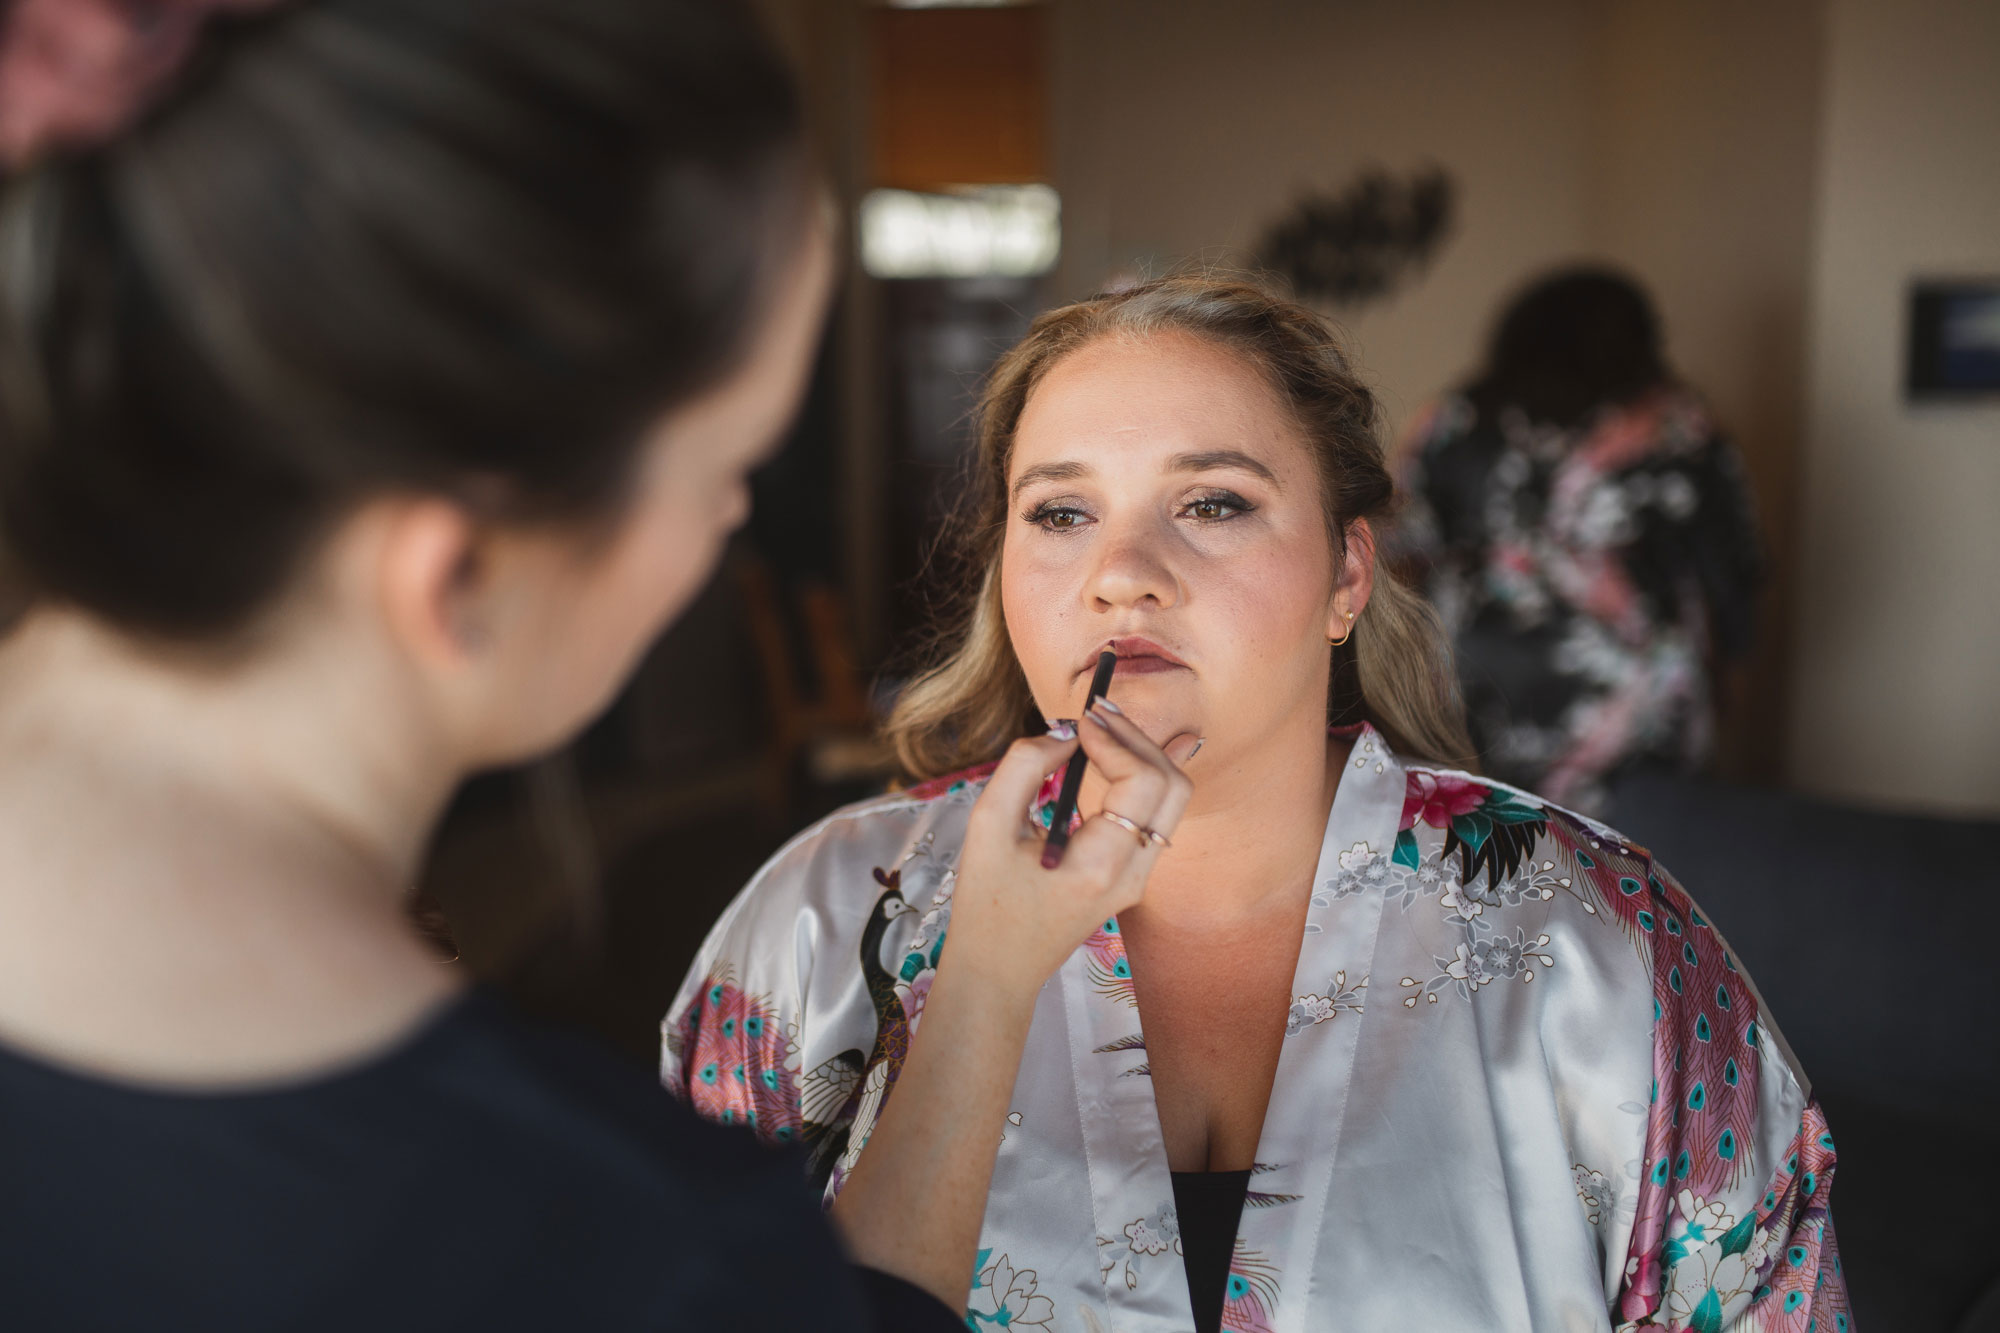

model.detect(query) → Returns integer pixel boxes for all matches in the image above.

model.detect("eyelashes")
[1182,490,1254,521]
[1021,501,1090,531]
[1019,490,1257,533]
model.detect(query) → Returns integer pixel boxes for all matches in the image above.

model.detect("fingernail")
[1086,707,1114,729]
[1045,719,1078,741]
[1095,698,1124,715]
[1188,737,1204,759]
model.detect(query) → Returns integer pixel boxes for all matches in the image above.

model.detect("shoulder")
[1401,760,1676,905]
[731,771,991,919]
[1393,393,1483,475]
[791,766,994,858]
[0,991,866,1330]
[1656,383,1722,442]
[662,773,995,1121]
[1400,762,1677,930]
[669,770,993,1015]
[1399,761,1809,1092]
[1609,385,1729,467]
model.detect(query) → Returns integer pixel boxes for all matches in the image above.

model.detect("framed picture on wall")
[1906,278,2000,400]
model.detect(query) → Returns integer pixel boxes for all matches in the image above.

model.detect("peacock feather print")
[1081,916,1138,1006]
[1541,805,1766,1323]
[673,973,803,1142]
[1219,1241,1282,1333]
[1736,1102,1850,1333]
[1241,1162,1303,1211]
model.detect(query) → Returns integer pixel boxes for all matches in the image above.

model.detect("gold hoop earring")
[1327,609,1356,648]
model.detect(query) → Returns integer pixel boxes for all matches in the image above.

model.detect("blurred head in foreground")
[0,0,832,764]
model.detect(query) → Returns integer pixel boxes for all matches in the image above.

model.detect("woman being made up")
[0,0,1177,1326]
[666,277,1852,1332]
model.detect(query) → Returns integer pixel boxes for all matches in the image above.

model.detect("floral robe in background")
[1392,387,1763,816]
[664,725,1850,1332]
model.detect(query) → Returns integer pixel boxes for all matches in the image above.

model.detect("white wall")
[1050,0,1596,437]
[1579,0,1826,779]
[1786,0,2000,814]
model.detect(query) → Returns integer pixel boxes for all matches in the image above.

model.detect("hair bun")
[1,0,806,641]
[0,0,282,168]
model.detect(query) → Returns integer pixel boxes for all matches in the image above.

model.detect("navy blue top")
[0,988,957,1332]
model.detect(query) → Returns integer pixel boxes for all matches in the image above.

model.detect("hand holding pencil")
[831,658,1196,1307]
[941,651,1197,998]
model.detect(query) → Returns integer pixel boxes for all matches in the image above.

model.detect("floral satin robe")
[1391,388,1763,817]
[663,725,1851,1332]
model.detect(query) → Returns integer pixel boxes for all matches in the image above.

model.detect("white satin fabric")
[664,725,1849,1332]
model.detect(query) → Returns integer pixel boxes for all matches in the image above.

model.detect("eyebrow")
[1010,460,1090,501]
[1167,449,1281,487]
[1009,449,1281,502]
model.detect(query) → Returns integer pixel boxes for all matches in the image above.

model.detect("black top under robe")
[0,988,957,1332]
[1171,1168,1253,1333]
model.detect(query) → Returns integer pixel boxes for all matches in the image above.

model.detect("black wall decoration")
[1256,166,1455,310]
[1905,278,2000,401]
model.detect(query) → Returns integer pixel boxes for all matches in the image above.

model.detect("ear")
[1328,516,1378,639]
[372,496,488,672]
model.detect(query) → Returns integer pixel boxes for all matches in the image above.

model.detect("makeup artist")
[0,0,1181,1326]
[667,276,1853,1333]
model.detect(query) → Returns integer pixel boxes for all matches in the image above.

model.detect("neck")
[0,607,464,1083]
[0,608,451,889]
[1086,715,1349,932]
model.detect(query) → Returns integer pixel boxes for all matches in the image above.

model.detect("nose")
[1084,518,1181,612]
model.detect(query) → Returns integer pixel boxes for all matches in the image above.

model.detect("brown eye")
[1183,493,1247,521]
[1025,504,1090,531]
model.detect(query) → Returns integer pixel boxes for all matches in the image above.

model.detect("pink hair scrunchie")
[0,0,282,168]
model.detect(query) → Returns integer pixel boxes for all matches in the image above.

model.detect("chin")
[1098,677,1200,744]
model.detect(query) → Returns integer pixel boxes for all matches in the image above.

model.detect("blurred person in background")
[0,0,1171,1326]
[1392,267,1763,817]
[667,276,1847,1333]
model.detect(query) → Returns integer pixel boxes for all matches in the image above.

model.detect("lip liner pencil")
[1041,649,1119,869]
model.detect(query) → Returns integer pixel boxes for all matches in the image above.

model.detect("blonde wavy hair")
[884,274,1475,780]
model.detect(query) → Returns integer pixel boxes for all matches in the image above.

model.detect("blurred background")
[419,1,2000,1327]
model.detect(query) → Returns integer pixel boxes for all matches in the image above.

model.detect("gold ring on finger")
[1097,809,1151,847]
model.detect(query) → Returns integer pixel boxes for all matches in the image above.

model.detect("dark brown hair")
[0,0,808,640]
[1470,266,1668,429]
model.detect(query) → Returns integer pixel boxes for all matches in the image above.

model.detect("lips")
[1092,637,1190,676]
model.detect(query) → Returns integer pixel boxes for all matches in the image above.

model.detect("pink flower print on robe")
[1402,770,1489,830]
